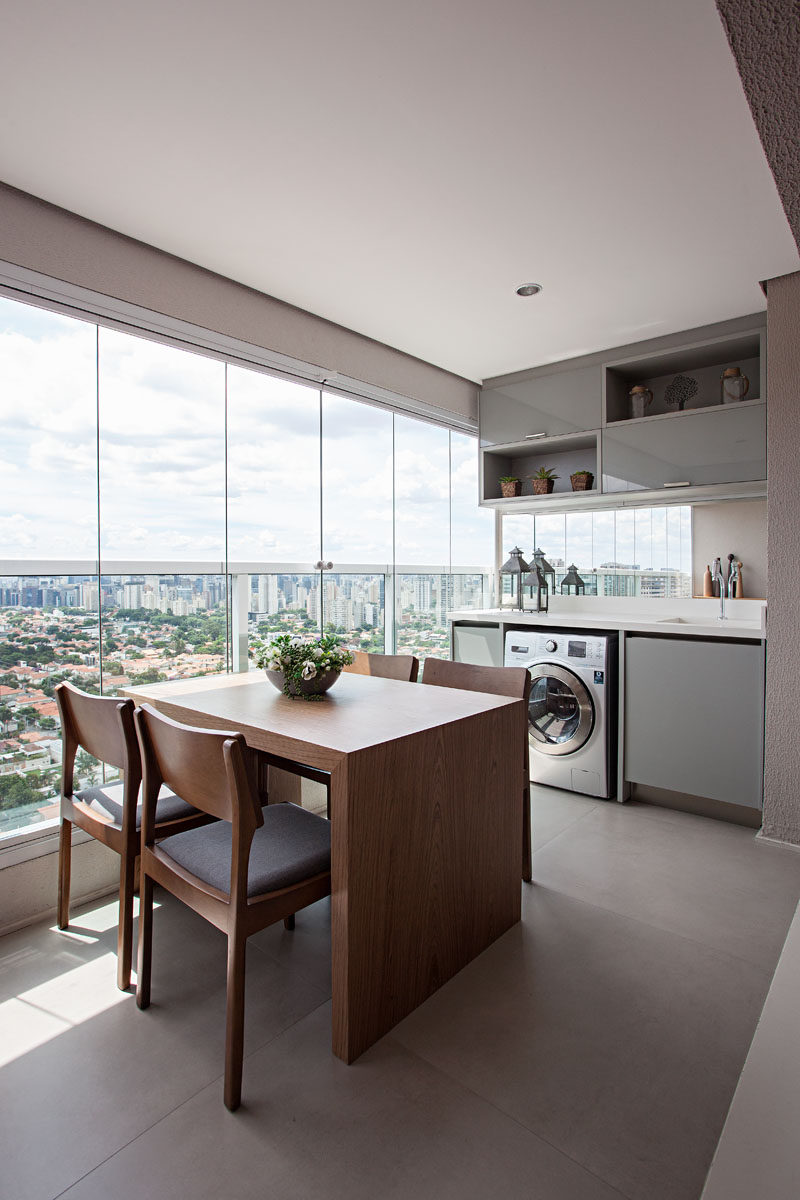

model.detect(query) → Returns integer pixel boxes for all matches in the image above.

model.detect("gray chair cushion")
[78,781,199,828]
[162,802,331,897]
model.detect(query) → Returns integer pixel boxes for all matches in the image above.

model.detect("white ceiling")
[1,0,797,382]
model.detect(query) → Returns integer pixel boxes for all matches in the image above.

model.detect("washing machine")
[505,629,618,799]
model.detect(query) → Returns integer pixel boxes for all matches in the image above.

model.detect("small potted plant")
[570,469,594,492]
[499,475,522,498]
[531,467,558,495]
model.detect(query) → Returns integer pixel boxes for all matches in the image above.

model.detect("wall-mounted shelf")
[479,314,768,511]
[481,430,599,502]
[604,329,764,424]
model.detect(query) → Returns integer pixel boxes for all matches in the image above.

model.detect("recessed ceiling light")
[516,283,543,297]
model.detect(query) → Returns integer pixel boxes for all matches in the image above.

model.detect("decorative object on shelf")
[569,469,594,492]
[531,548,557,596]
[250,632,355,700]
[629,384,653,419]
[531,466,558,495]
[499,475,522,498]
[703,564,713,598]
[720,366,749,404]
[500,547,531,610]
[523,561,549,613]
[731,560,744,598]
[560,564,586,596]
[664,374,699,411]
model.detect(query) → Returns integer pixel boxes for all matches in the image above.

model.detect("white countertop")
[447,597,766,640]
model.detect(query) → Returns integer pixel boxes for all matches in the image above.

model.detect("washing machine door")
[528,663,594,756]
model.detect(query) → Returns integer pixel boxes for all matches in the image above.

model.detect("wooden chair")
[344,649,419,682]
[55,681,211,991]
[134,702,332,1111]
[421,658,533,882]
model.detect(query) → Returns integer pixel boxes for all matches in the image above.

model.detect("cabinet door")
[602,404,766,493]
[480,365,600,445]
[624,636,764,807]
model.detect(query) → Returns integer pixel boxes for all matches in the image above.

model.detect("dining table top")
[120,668,521,769]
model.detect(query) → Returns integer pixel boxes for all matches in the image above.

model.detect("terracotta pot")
[570,472,594,492]
[500,479,522,498]
[532,478,555,495]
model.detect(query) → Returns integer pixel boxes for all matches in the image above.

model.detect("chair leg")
[224,933,247,1111]
[522,786,532,884]
[136,872,154,1010]
[117,851,137,992]
[57,818,72,930]
[283,914,295,931]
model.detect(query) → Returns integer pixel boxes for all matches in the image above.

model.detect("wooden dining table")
[121,669,525,1063]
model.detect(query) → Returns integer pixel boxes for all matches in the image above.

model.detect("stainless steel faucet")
[711,558,726,620]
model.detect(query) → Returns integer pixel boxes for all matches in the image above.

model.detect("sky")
[0,294,493,568]
[0,291,689,577]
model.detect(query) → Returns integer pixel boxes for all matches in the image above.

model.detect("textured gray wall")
[0,183,478,420]
[763,270,800,842]
[716,0,800,252]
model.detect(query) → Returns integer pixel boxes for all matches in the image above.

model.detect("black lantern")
[500,547,531,611]
[560,564,586,596]
[531,548,557,596]
[523,561,549,613]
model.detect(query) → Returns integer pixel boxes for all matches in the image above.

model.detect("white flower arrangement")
[250,632,355,699]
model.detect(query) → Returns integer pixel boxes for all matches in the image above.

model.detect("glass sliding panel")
[0,573,99,835]
[565,512,593,584]
[322,573,385,652]
[394,416,450,566]
[228,368,321,563]
[321,392,392,564]
[0,297,98,558]
[248,573,323,644]
[99,573,228,696]
[532,514,566,574]
[395,573,451,661]
[98,329,225,561]
[634,507,654,571]
[450,433,494,571]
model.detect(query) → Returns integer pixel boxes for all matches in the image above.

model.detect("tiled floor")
[3,789,800,1200]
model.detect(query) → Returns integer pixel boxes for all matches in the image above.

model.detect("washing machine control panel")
[505,631,609,671]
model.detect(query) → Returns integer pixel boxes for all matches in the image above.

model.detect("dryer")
[505,629,618,799]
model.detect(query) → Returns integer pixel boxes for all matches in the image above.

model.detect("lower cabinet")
[624,635,764,808]
[451,623,504,667]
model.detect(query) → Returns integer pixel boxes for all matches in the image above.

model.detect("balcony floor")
[2,789,800,1200]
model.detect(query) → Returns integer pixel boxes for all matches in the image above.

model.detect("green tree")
[75,749,100,786]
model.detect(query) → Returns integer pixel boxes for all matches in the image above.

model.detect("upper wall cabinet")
[478,315,767,509]
[479,363,600,446]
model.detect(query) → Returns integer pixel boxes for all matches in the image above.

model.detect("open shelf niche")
[604,329,763,424]
[482,430,599,502]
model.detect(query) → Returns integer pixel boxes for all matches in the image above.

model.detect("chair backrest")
[134,703,261,830]
[55,681,139,796]
[421,657,531,702]
[344,650,420,682]
[421,658,531,774]
[134,703,263,907]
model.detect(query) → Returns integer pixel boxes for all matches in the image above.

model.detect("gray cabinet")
[602,402,766,494]
[624,635,764,808]
[480,363,600,445]
[452,623,504,667]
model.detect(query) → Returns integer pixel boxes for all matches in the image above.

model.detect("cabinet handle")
[663,481,691,488]
[525,432,547,440]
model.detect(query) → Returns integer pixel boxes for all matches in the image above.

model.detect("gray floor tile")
[530,783,602,852]
[392,885,772,1200]
[57,1003,626,1200]
[0,892,329,1200]
[533,800,800,968]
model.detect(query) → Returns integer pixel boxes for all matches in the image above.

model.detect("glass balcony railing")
[0,563,492,839]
